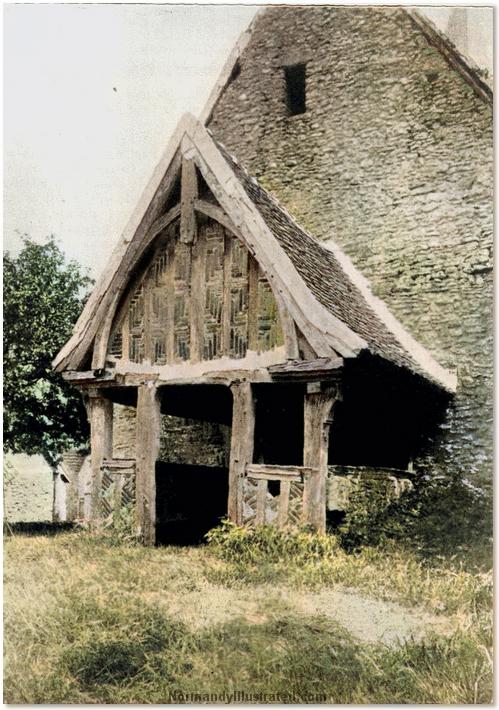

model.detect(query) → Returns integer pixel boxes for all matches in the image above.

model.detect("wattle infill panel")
[107,215,285,367]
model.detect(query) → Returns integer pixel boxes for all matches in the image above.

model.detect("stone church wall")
[112,404,229,468]
[208,6,493,483]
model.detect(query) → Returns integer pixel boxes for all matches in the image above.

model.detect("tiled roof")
[216,139,440,383]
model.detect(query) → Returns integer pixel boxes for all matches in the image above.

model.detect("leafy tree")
[4,236,93,467]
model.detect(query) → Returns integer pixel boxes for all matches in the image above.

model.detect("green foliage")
[206,518,337,564]
[4,236,93,466]
[205,519,492,616]
[337,474,493,565]
[102,500,141,547]
[4,532,492,704]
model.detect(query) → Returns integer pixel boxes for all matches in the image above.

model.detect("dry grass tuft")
[3,527,492,704]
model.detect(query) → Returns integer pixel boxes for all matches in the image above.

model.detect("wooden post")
[277,480,291,529]
[180,157,198,245]
[88,390,113,525]
[228,381,255,524]
[302,383,340,533]
[190,225,206,362]
[135,382,161,546]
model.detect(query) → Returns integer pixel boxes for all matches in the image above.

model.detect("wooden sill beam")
[101,458,136,471]
[246,464,316,482]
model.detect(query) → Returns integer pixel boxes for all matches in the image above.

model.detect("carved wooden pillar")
[135,382,161,546]
[88,390,113,525]
[228,381,255,524]
[302,383,341,533]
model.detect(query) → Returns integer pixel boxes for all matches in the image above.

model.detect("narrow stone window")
[284,63,306,116]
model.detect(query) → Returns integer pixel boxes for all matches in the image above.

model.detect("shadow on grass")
[4,521,76,537]
[5,595,492,704]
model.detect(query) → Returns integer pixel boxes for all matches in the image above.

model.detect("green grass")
[4,527,493,704]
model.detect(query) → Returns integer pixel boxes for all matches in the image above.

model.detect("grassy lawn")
[4,525,492,704]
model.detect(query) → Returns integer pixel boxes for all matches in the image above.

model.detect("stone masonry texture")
[112,404,229,468]
[207,6,493,484]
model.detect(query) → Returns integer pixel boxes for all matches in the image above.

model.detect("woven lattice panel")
[121,473,136,508]
[204,222,224,359]
[243,477,282,526]
[229,235,249,358]
[101,470,115,518]
[257,278,284,351]
[173,241,191,361]
[242,477,258,526]
[150,239,172,366]
[128,285,145,363]
[108,214,285,365]
[287,481,304,527]
[108,331,123,359]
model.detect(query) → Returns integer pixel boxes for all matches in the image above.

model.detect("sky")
[4,4,493,278]
[4,4,257,275]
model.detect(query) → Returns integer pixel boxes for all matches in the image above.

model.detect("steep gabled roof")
[217,141,456,389]
[200,7,491,125]
[54,113,456,392]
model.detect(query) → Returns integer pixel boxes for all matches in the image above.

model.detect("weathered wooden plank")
[228,381,255,523]
[90,210,181,371]
[248,257,259,351]
[101,458,136,470]
[270,358,343,374]
[190,223,206,362]
[121,311,130,363]
[186,127,365,359]
[91,291,121,370]
[246,464,315,481]
[302,384,341,532]
[269,357,344,382]
[277,479,291,528]
[64,363,275,389]
[248,470,301,482]
[88,393,113,525]
[62,370,116,383]
[165,239,176,363]
[255,478,268,526]
[135,383,161,546]
[222,231,233,356]
[180,157,198,245]
[193,199,242,241]
[143,272,153,364]
[148,204,181,242]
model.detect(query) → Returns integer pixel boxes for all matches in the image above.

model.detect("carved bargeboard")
[107,216,285,366]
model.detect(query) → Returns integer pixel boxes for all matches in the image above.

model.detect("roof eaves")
[320,238,458,393]
[406,8,492,104]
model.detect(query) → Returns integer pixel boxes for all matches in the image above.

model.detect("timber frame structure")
[55,113,456,545]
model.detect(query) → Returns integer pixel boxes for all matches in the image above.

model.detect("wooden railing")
[244,464,317,527]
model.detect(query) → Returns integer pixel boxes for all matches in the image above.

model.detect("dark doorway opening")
[253,383,305,465]
[155,462,229,546]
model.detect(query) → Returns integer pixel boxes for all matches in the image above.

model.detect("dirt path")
[154,581,454,646]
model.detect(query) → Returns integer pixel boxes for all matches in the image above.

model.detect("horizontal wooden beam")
[246,464,316,482]
[63,367,273,388]
[269,357,343,382]
[63,370,116,384]
[148,204,181,242]
[193,198,243,242]
[101,458,136,471]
